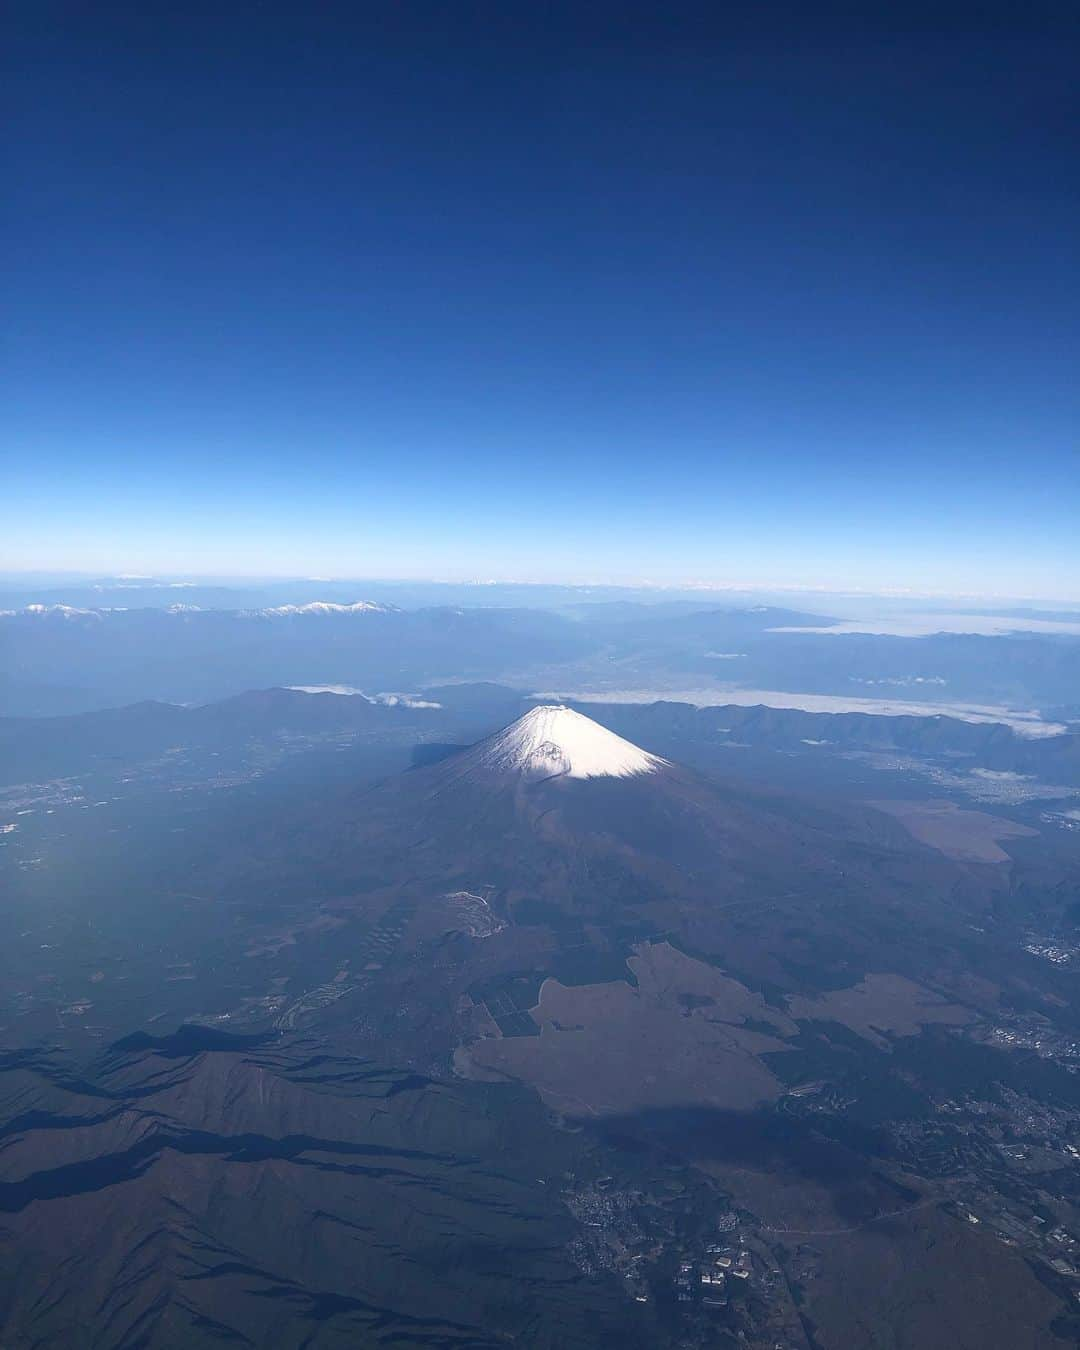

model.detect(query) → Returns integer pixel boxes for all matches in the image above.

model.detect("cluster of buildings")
[674,1211,754,1309]
[1022,939,1080,967]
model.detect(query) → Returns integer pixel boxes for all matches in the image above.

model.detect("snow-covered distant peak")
[473,705,667,780]
[21,603,101,619]
[252,600,397,617]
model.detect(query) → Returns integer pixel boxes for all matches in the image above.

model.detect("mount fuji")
[437,704,669,781]
[227,703,929,938]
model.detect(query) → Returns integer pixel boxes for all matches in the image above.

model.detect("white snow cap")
[477,705,667,780]
[22,603,100,619]
[254,601,396,617]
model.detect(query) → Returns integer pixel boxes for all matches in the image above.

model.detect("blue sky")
[5,2,1079,595]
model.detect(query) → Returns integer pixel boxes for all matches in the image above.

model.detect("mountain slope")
[0,1032,652,1349]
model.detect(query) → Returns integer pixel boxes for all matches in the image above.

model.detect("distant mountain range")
[0,602,595,712]
[585,697,1080,784]
[3,683,1078,793]
[4,598,1079,725]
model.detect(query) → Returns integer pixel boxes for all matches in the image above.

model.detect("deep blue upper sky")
[6,2,1079,594]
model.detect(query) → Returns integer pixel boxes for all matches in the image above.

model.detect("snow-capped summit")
[469,705,667,780]
[22,603,101,620]
[251,600,397,618]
